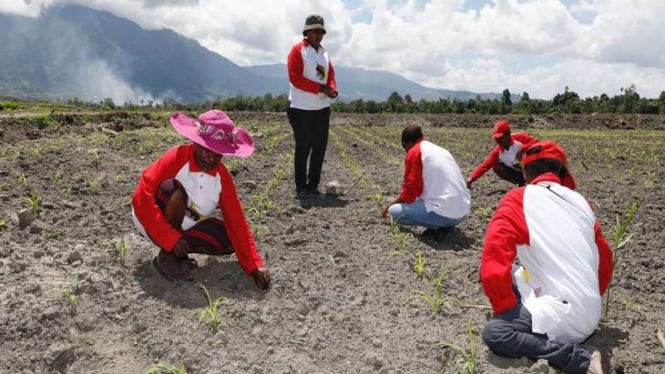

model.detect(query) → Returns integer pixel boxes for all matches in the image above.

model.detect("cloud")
[1,0,663,98]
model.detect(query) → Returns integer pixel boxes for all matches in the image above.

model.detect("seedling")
[195,283,226,331]
[90,149,102,170]
[50,171,62,184]
[438,320,479,374]
[404,269,452,315]
[16,172,28,188]
[146,362,187,374]
[87,179,101,193]
[604,201,638,318]
[413,251,427,278]
[389,217,412,256]
[24,190,42,214]
[371,191,383,213]
[61,288,78,315]
[643,171,655,189]
[114,237,131,266]
[0,219,7,228]
[477,206,492,220]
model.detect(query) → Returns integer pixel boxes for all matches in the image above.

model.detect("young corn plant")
[24,190,42,214]
[389,217,412,256]
[195,283,226,331]
[371,191,384,214]
[90,149,102,170]
[412,251,428,279]
[61,288,78,315]
[438,320,479,374]
[477,206,492,220]
[404,269,452,315]
[114,237,131,266]
[643,171,656,189]
[603,201,638,318]
[16,172,29,189]
[146,362,187,374]
[50,171,62,184]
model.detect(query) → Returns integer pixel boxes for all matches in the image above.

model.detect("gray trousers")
[482,303,594,374]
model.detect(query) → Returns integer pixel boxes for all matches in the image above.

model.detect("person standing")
[480,141,611,373]
[381,125,471,242]
[466,120,540,189]
[287,14,338,198]
[132,110,271,289]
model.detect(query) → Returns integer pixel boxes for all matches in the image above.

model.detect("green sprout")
[61,288,78,315]
[51,171,62,184]
[404,269,452,315]
[195,283,226,331]
[643,171,655,189]
[438,320,479,374]
[24,190,42,214]
[17,172,28,188]
[371,191,384,213]
[114,237,131,266]
[413,251,427,278]
[146,362,187,374]
[389,217,412,256]
[604,201,638,318]
[90,149,102,170]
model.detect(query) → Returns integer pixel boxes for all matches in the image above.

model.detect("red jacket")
[481,173,613,316]
[469,132,538,182]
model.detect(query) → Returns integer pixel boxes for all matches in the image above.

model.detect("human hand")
[466,178,473,189]
[327,90,338,99]
[251,267,271,290]
[319,84,331,94]
[171,237,190,257]
[380,206,389,219]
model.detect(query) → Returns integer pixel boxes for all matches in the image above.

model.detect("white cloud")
[1,0,663,98]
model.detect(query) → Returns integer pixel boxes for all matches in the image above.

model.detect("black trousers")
[287,106,331,191]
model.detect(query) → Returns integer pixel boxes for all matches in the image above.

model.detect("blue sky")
[2,0,664,100]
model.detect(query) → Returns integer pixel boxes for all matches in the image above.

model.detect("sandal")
[177,256,199,271]
[153,252,193,281]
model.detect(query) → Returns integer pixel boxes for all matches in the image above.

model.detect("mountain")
[0,5,499,103]
[246,64,497,102]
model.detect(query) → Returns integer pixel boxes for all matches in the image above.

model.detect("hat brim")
[170,112,255,158]
[492,132,507,139]
[303,24,326,34]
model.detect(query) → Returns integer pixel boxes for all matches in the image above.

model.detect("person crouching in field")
[466,120,540,189]
[381,125,471,242]
[131,110,271,289]
[480,141,611,374]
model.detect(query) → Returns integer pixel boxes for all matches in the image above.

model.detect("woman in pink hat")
[287,14,339,198]
[131,110,270,288]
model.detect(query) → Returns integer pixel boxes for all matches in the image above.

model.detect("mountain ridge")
[0,5,501,103]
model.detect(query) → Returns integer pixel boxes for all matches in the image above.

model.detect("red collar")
[530,172,562,185]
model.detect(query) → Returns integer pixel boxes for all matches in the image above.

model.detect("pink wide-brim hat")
[169,110,255,158]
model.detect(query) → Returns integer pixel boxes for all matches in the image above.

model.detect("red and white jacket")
[469,132,538,182]
[131,144,264,275]
[480,173,613,343]
[287,39,337,110]
[400,139,470,219]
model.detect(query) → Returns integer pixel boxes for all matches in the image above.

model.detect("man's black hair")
[401,125,424,144]
[524,158,567,181]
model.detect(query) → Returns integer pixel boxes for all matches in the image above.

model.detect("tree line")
[4,85,663,115]
[156,85,665,115]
